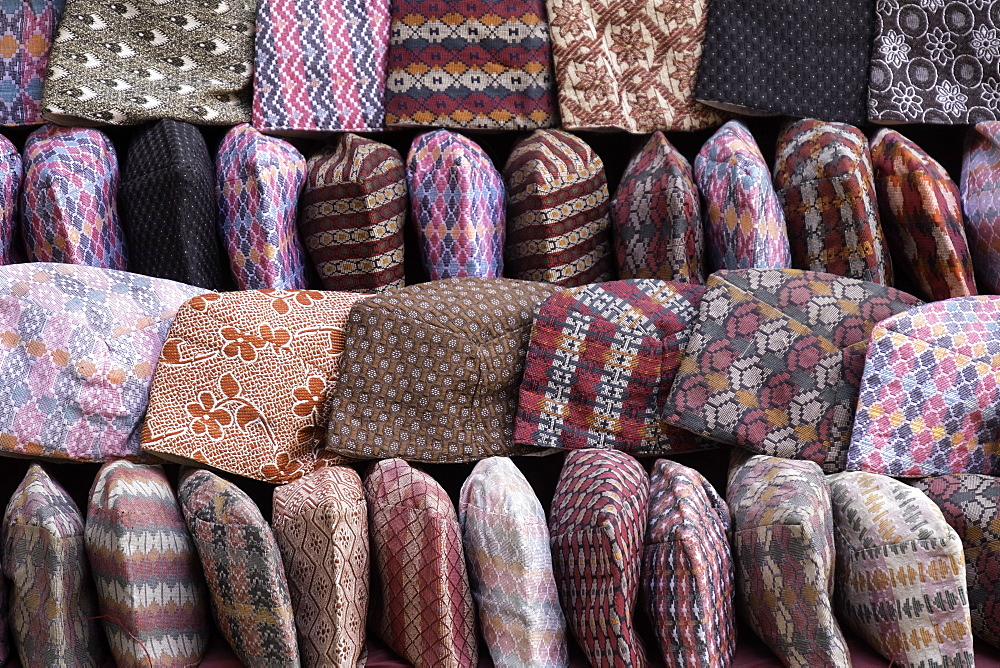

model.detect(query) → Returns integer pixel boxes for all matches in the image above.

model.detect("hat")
[325,278,558,462]
[0,0,64,126]
[829,471,974,666]
[21,124,126,269]
[85,461,209,667]
[961,122,1000,293]
[141,289,365,483]
[871,128,977,301]
[364,458,478,667]
[663,268,923,472]
[773,118,892,285]
[516,279,709,456]
[504,129,614,286]
[0,136,21,265]
[120,119,226,290]
[458,457,568,667]
[727,451,848,666]
[272,466,369,668]
[299,133,406,293]
[253,0,389,132]
[407,130,505,280]
[0,263,206,462]
[696,121,791,272]
[612,132,704,282]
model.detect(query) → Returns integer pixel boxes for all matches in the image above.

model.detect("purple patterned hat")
[0,0,64,126]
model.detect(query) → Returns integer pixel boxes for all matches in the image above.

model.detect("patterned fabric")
[217,124,308,290]
[253,0,389,132]
[612,132,704,283]
[407,130,505,280]
[503,129,614,287]
[871,128,977,301]
[696,121,791,272]
[21,124,125,269]
[120,119,226,290]
[663,268,923,472]
[847,297,1000,477]
[3,464,104,667]
[869,0,1000,124]
[549,449,648,668]
[177,468,299,666]
[0,0,64,126]
[515,280,708,456]
[773,118,892,285]
[142,289,363,483]
[911,474,1000,647]
[726,452,848,666]
[85,461,209,668]
[962,122,1000,294]
[41,0,253,125]
[644,459,735,667]
[326,278,558,462]
[383,0,556,130]
[829,471,974,666]
[300,133,406,293]
[272,466,369,668]
[365,459,478,667]
[0,263,205,462]
[0,135,21,265]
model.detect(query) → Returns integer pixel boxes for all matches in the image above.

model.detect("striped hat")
[0,0,64,126]
[961,122,1000,294]
[0,136,22,265]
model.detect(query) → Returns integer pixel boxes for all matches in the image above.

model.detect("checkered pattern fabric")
[962,122,1000,294]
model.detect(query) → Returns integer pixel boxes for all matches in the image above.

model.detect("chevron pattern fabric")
[962,122,1000,294]
[0,0,64,126]
[0,135,20,265]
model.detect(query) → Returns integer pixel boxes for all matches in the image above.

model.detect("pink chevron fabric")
[962,122,1000,294]
[216,123,309,290]
[0,135,21,265]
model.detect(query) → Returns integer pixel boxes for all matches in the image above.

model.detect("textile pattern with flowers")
[972,25,1000,64]
[880,31,910,67]
[610,25,649,64]
[573,61,615,102]
[925,27,956,65]
[221,327,266,361]
[936,80,969,116]
[982,79,1000,108]
[187,392,233,440]
[890,83,922,117]
[550,4,589,37]
[292,376,327,417]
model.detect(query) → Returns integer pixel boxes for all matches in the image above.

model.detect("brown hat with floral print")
[140,289,367,484]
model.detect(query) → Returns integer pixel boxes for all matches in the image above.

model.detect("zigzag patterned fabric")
[829,471,974,667]
[253,0,389,132]
[85,461,209,668]
[383,0,556,130]
[459,457,568,667]
[644,459,736,667]
[774,118,892,285]
[0,135,21,265]
[871,128,977,301]
[726,452,849,666]
[21,124,126,269]
[272,467,370,668]
[962,122,1000,294]
[0,0,64,126]
[848,297,1000,477]
[549,449,649,668]
[503,129,614,286]
[217,123,309,290]
[407,131,505,280]
[613,131,704,282]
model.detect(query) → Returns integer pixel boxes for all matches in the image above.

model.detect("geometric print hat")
[961,122,1000,294]
[0,135,21,265]
[0,0,65,127]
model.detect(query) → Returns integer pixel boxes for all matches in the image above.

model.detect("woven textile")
[326,278,558,462]
[0,263,205,462]
[85,461,209,668]
[0,135,21,265]
[871,128,977,301]
[300,133,406,293]
[178,468,299,666]
[663,268,923,472]
[383,0,555,130]
[515,279,708,456]
[120,119,225,290]
[911,474,1000,647]
[726,452,848,666]
[142,289,363,483]
[869,0,1000,123]
[272,466,369,668]
[0,0,64,126]
[962,122,1000,294]
[3,464,104,667]
[253,0,389,132]
[407,130,505,280]
[549,449,648,667]
[774,118,892,285]
[829,471,974,667]
[696,121,791,272]
[503,129,614,286]
[217,123,308,290]
[847,297,1000,477]
[612,132,704,283]
[365,459,478,668]
[644,459,735,667]
[21,124,125,269]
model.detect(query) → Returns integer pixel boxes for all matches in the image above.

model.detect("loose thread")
[84,615,153,668]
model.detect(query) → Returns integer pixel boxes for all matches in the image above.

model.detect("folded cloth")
[961,122,1000,294]
[0,136,21,265]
